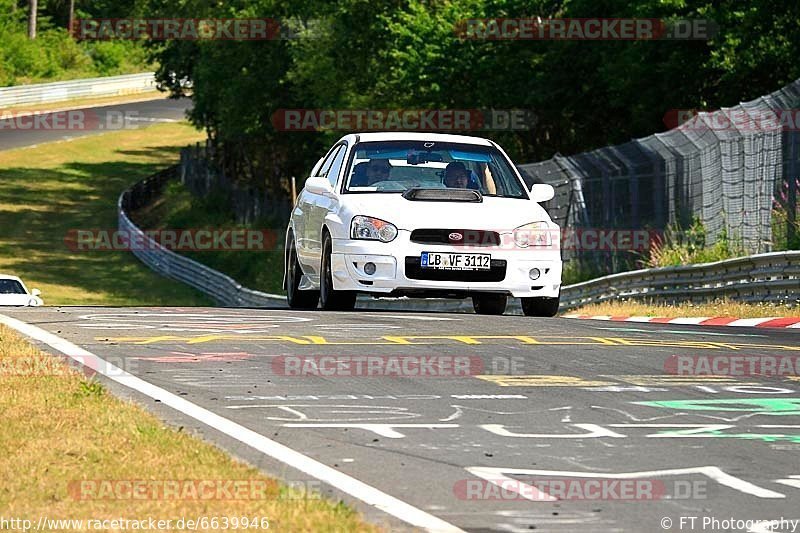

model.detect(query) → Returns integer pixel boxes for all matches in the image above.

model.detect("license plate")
[420,252,491,270]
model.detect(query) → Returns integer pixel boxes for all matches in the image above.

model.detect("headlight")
[513,221,554,248]
[351,216,398,242]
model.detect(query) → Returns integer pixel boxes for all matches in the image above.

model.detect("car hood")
[343,194,552,232]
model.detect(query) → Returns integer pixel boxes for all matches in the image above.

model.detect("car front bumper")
[330,233,561,298]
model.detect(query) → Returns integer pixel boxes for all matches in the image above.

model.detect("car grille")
[410,229,501,246]
[404,256,507,282]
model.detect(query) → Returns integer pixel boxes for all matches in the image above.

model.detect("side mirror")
[530,183,555,202]
[31,288,41,297]
[304,176,333,195]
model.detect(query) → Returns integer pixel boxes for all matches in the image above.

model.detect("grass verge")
[0,324,379,532]
[0,122,212,305]
[570,300,800,318]
[131,182,285,295]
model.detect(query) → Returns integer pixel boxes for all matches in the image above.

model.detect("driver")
[365,159,391,184]
[444,162,472,189]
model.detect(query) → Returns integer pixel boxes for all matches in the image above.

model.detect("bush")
[0,25,150,86]
[644,218,744,268]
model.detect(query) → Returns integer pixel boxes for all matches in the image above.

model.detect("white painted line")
[666,317,710,325]
[625,316,656,322]
[788,322,800,329]
[372,314,459,321]
[727,317,776,327]
[0,314,465,533]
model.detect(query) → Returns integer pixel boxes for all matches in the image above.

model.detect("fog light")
[529,268,541,280]
[364,262,377,275]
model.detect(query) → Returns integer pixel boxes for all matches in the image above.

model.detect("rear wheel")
[472,293,507,315]
[521,294,560,317]
[320,233,357,311]
[286,236,319,309]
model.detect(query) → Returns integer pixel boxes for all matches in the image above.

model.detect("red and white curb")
[562,314,800,329]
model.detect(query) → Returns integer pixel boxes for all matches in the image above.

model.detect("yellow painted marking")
[476,375,615,387]
[381,336,416,345]
[96,334,800,350]
[300,336,394,345]
[610,375,750,386]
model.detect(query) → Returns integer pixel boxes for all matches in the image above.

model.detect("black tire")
[521,294,560,317]
[286,235,319,309]
[472,293,507,315]
[320,233,357,311]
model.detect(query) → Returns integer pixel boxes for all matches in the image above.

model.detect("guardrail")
[120,169,800,311]
[561,252,800,308]
[0,72,157,108]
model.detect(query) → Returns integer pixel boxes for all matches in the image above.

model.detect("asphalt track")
[3,306,800,532]
[0,97,193,151]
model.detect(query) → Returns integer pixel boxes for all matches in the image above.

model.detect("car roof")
[340,132,495,146]
[0,274,23,282]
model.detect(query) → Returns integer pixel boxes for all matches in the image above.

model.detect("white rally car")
[0,275,43,306]
[283,132,562,316]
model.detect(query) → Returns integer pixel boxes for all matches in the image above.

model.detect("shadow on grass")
[0,149,211,305]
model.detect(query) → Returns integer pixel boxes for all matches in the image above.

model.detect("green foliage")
[76,379,106,397]
[0,3,151,86]
[137,181,285,294]
[562,260,606,286]
[644,217,745,267]
[144,0,800,203]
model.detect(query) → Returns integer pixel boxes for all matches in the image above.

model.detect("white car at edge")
[0,275,43,307]
[283,132,562,316]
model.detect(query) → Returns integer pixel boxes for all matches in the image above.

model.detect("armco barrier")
[561,252,800,308]
[0,73,157,108]
[119,169,800,311]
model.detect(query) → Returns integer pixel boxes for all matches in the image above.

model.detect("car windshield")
[0,279,25,294]
[343,141,528,198]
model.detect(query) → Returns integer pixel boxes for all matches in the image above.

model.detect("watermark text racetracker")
[273,355,485,377]
[0,110,141,131]
[64,229,279,252]
[454,478,710,501]
[665,355,800,377]
[456,18,716,41]
[272,108,537,132]
[71,18,309,41]
[68,479,320,501]
[665,108,800,132]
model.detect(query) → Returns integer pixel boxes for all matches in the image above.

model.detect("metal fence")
[0,72,157,108]
[180,140,292,225]
[561,251,800,309]
[519,77,800,274]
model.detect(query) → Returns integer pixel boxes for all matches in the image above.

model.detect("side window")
[314,146,340,178]
[325,145,348,187]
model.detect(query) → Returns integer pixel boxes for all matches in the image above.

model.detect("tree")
[27,0,36,39]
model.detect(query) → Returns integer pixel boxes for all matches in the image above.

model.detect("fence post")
[788,131,798,245]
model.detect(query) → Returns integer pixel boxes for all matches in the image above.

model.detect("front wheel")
[521,294,560,317]
[320,233,357,311]
[286,236,319,309]
[472,293,507,315]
